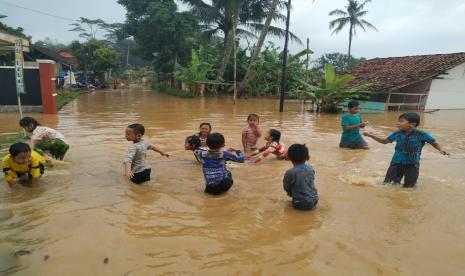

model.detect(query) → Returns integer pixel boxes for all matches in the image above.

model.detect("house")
[346,53,465,110]
[27,45,77,72]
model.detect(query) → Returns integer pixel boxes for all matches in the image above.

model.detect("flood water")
[1,88,465,275]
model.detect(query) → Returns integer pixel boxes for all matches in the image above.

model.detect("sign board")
[14,39,26,94]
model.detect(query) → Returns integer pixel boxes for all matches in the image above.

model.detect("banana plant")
[291,63,369,113]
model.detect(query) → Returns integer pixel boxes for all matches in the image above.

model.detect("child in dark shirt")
[283,144,318,210]
[364,113,448,187]
[195,133,245,195]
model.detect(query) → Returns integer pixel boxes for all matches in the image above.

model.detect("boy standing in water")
[242,114,262,153]
[340,101,369,149]
[2,143,46,187]
[124,124,169,184]
[283,144,318,210]
[364,113,449,188]
[195,133,245,195]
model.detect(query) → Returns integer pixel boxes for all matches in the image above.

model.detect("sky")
[1,0,465,60]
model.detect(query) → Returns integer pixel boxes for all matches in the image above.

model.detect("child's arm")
[242,130,248,152]
[253,125,262,138]
[149,145,170,157]
[344,122,369,131]
[430,141,449,156]
[124,162,133,179]
[283,171,293,196]
[226,148,245,163]
[363,132,389,144]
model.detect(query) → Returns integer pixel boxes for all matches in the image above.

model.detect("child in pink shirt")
[242,114,262,153]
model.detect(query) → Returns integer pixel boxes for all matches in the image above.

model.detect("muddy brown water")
[1,88,465,275]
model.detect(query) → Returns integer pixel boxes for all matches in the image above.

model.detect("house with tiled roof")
[346,52,465,110]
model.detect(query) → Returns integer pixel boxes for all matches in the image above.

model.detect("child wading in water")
[248,129,287,163]
[195,123,211,148]
[340,101,369,149]
[19,117,70,160]
[2,143,46,187]
[364,113,449,188]
[195,133,245,195]
[283,144,318,210]
[242,114,262,152]
[124,124,169,184]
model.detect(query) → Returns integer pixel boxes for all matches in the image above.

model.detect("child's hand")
[360,121,369,127]
[125,169,134,179]
[161,152,170,158]
[440,149,449,156]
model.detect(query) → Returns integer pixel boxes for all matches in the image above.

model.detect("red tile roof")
[346,52,465,91]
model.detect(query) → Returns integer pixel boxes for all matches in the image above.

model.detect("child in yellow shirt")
[2,143,46,187]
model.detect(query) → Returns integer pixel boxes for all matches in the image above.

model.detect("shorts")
[292,199,318,210]
[384,163,419,188]
[131,168,151,184]
[339,139,368,149]
[17,163,45,179]
[36,139,70,160]
[205,171,234,195]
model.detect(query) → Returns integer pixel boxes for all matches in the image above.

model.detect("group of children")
[2,103,449,211]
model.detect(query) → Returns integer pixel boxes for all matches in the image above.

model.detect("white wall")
[426,62,465,109]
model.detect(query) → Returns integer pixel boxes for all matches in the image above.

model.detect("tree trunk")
[347,24,353,70]
[237,0,279,97]
[217,30,233,81]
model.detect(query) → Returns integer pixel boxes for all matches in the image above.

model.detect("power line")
[0,0,77,22]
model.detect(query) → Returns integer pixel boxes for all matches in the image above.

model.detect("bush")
[151,82,193,98]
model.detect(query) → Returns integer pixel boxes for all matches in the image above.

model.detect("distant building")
[27,45,77,73]
[346,53,465,110]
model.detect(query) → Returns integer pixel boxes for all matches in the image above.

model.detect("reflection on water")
[1,88,465,275]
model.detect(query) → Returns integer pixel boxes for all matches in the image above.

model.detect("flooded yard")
[1,88,465,275]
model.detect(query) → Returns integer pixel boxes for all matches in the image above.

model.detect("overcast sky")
[1,0,465,60]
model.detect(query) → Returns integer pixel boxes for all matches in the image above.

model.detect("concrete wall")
[0,66,42,112]
[426,62,465,109]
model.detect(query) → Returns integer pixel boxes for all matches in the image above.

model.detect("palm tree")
[182,0,300,80]
[329,0,377,68]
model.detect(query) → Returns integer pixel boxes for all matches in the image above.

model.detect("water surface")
[1,88,464,275]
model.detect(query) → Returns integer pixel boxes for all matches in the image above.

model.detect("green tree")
[329,0,377,67]
[34,37,68,51]
[182,0,300,80]
[118,0,199,73]
[70,39,119,79]
[313,52,366,73]
[69,17,107,40]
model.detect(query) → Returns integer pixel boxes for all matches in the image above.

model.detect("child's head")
[126,123,145,142]
[9,142,32,165]
[397,113,420,131]
[206,133,225,150]
[287,144,310,165]
[347,100,360,114]
[19,117,40,132]
[185,135,201,150]
[265,129,281,143]
[247,114,259,127]
[199,122,211,136]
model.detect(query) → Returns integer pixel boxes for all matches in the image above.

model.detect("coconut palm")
[329,0,377,68]
[182,0,300,80]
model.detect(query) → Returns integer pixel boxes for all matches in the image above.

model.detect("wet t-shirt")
[387,129,436,165]
[242,125,262,149]
[341,113,363,143]
[124,140,153,173]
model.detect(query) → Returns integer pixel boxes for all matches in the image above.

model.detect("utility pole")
[232,14,238,104]
[279,0,291,112]
[304,38,309,105]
